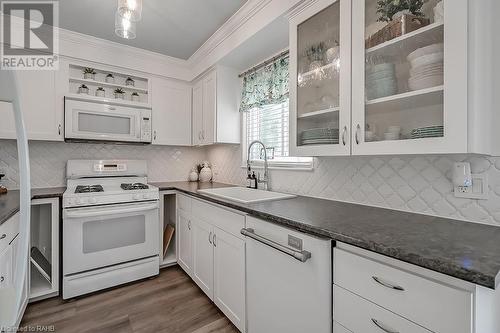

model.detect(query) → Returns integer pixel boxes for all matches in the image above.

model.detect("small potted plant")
[83,67,96,80]
[114,88,125,99]
[366,0,429,48]
[125,77,135,87]
[78,84,89,94]
[131,92,140,102]
[95,87,105,97]
[105,73,115,83]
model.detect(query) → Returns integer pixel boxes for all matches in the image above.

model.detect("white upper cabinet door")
[151,77,192,146]
[191,217,214,299]
[0,70,62,141]
[201,70,216,145]
[351,0,468,155]
[213,227,245,332]
[177,210,193,276]
[289,0,352,157]
[192,80,204,146]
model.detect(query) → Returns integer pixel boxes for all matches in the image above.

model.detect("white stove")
[62,160,160,299]
[63,160,159,208]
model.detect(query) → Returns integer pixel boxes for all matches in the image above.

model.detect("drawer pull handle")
[0,234,5,240]
[0,276,4,282]
[209,231,212,244]
[372,276,405,291]
[371,319,399,333]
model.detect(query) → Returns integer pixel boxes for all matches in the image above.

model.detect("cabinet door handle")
[188,221,191,230]
[213,233,216,247]
[0,234,6,240]
[342,126,347,146]
[198,131,202,140]
[0,276,4,283]
[372,276,405,291]
[202,130,205,140]
[355,124,361,145]
[209,231,212,244]
[58,124,62,136]
[371,319,399,333]
[153,130,157,140]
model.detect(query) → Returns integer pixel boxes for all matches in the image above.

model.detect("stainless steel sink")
[198,187,296,204]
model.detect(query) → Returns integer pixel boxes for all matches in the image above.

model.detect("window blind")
[245,100,313,167]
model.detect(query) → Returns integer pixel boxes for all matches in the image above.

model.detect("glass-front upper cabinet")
[289,0,351,156]
[351,0,468,155]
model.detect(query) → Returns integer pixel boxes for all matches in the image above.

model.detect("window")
[244,100,313,169]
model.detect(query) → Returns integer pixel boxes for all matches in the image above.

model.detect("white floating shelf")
[298,107,340,119]
[366,22,444,58]
[65,93,151,108]
[366,85,444,113]
[70,77,148,93]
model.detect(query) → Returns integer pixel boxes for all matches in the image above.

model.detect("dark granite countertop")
[2,182,499,289]
[152,181,500,289]
[0,187,65,226]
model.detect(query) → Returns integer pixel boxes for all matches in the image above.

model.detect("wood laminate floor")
[21,266,239,333]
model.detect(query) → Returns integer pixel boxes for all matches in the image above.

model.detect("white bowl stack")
[407,43,444,91]
[366,63,398,100]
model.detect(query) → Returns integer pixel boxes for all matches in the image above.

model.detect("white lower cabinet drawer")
[334,248,472,333]
[334,285,432,333]
[191,199,245,239]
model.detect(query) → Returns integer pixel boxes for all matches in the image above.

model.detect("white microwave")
[64,98,152,143]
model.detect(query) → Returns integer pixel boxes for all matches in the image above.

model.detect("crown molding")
[187,0,272,67]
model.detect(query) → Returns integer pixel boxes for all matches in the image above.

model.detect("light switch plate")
[454,174,488,199]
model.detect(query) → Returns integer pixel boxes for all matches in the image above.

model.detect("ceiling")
[57,0,247,60]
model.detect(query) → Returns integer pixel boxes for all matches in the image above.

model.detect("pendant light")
[115,11,136,39]
[117,0,142,22]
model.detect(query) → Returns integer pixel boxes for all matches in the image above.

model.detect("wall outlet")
[454,174,488,199]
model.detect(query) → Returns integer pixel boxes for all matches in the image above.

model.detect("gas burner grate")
[75,185,104,194]
[121,183,149,190]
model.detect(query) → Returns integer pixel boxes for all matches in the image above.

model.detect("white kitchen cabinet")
[213,227,245,331]
[0,213,28,330]
[191,216,214,298]
[289,0,352,157]
[176,209,193,276]
[177,195,246,332]
[289,0,497,156]
[0,70,62,141]
[191,66,241,146]
[334,242,500,333]
[151,77,192,146]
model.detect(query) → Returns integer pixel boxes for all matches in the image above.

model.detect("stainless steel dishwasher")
[242,216,332,333]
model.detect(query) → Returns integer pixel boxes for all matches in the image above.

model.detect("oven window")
[78,112,132,135]
[82,215,146,253]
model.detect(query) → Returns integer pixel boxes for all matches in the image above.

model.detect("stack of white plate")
[366,63,397,100]
[300,128,339,145]
[407,43,444,91]
[410,126,444,139]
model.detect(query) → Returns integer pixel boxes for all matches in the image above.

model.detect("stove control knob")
[76,198,83,205]
[143,194,149,199]
[133,194,141,200]
[89,198,97,204]
[67,199,73,206]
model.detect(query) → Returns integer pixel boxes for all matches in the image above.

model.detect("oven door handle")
[64,202,158,219]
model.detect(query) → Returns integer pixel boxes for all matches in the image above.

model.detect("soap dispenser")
[251,171,257,189]
[0,174,6,194]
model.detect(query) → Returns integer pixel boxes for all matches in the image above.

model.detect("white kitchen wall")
[207,144,500,226]
[0,140,205,188]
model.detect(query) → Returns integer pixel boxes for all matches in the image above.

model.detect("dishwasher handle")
[241,228,312,262]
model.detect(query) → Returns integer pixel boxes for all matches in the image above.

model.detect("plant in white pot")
[78,84,89,94]
[83,67,96,80]
[125,77,135,87]
[114,88,125,99]
[95,87,105,97]
[105,73,115,83]
[131,92,140,102]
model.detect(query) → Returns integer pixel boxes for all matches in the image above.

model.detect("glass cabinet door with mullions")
[351,0,468,155]
[289,0,351,157]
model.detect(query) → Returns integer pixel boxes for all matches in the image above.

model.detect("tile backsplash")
[2,139,500,226]
[207,144,500,226]
[0,140,205,188]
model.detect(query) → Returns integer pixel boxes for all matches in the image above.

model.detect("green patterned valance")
[240,57,289,112]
